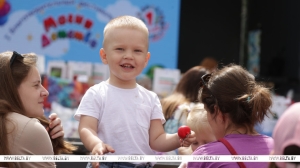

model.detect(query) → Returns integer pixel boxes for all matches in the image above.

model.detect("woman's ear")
[99,48,108,64]
[215,106,226,124]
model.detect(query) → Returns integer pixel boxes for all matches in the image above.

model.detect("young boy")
[75,15,195,168]
[178,103,216,168]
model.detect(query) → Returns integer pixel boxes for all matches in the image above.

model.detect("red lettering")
[58,15,66,25]
[42,14,96,47]
[74,31,83,40]
[42,34,50,47]
[84,19,93,29]
[68,14,73,23]
[43,17,56,32]
[75,15,83,24]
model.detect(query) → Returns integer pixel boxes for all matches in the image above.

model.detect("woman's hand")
[46,113,64,139]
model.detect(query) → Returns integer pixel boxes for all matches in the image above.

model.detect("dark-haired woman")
[188,64,274,168]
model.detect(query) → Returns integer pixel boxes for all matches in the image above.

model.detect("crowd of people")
[0,15,299,168]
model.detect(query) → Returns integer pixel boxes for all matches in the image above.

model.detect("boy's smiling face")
[100,27,150,88]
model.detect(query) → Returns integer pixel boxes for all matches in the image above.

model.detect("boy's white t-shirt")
[74,81,165,155]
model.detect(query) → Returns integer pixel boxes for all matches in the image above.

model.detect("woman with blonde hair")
[161,66,209,154]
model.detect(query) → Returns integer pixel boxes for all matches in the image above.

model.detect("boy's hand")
[179,130,196,147]
[92,142,115,155]
[91,142,115,168]
[46,113,64,139]
[178,162,188,168]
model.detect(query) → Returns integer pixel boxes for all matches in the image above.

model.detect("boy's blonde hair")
[187,103,210,134]
[103,15,149,47]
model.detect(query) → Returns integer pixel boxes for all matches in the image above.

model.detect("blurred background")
[0,0,298,167]
[179,0,300,101]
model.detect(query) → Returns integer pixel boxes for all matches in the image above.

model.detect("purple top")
[187,134,274,168]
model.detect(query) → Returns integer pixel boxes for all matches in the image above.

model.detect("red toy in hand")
[178,125,191,139]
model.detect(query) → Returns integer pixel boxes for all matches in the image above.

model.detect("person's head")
[187,103,216,151]
[175,66,209,102]
[0,51,76,160]
[161,66,209,120]
[0,51,49,161]
[270,103,300,168]
[99,15,150,87]
[199,57,218,72]
[0,51,49,118]
[199,64,272,139]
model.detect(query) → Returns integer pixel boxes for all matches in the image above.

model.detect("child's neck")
[107,78,137,89]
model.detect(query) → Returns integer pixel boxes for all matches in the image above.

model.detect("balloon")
[0,1,10,17]
[0,0,5,9]
[0,15,8,25]
[178,125,191,139]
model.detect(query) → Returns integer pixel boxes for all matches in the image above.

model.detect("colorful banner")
[0,0,181,74]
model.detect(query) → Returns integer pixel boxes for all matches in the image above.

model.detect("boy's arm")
[78,115,115,155]
[149,119,181,152]
[149,119,196,152]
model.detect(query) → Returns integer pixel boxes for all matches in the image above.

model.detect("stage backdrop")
[0,0,181,74]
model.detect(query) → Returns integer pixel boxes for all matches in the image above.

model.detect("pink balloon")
[0,2,10,17]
